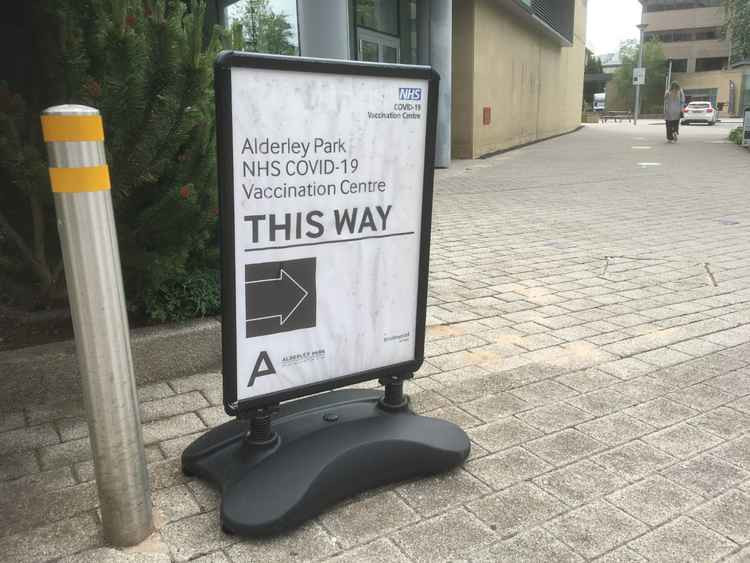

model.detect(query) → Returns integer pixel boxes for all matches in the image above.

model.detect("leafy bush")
[143,269,220,322]
[729,127,744,145]
[0,0,229,322]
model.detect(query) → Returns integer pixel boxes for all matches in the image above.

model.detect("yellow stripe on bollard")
[41,114,105,142]
[48,165,111,192]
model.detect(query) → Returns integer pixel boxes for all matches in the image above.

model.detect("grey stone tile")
[691,489,750,543]
[60,546,172,562]
[465,447,551,490]
[425,405,482,428]
[533,459,626,507]
[320,491,419,549]
[576,413,654,446]
[39,437,92,470]
[0,513,102,563]
[556,368,619,393]
[730,394,750,415]
[724,546,750,563]
[168,372,221,394]
[0,466,76,496]
[148,458,191,491]
[624,398,699,429]
[688,407,750,439]
[467,482,566,537]
[227,521,337,562]
[460,393,530,423]
[325,538,409,563]
[186,480,220,512]
[467,418,542,452]
[392,508,494,562]
[57,418,89,442]
[642,423,724,459]
[161,511,237,561]
[628,517,736,562]
[0,450,39,481]
[666,384,734,412]
[566,388,637,416]
[525,429,605,466]
[593,441,675,481]
[607,475,702,526]
[710,435,750,471]
[615,377,673,402]
[0,411,25,433]
[142,413,205,445]
[195,406,231,429]
[152,484,201,524]
[705,369,750,397]
[136,382,174,403]
[0,423,59,455]
[598,358,656,380]
[26,400,84,425]
[510,380,578,405]
[544,500,647,559]
[140,392,209,423]
[517,403,593,433]
[634,348,693,368]
[595,546,646,562]
[661,454,750,497]
[395,468,490,517]
[0,479,98,538]
[468,528,584,562]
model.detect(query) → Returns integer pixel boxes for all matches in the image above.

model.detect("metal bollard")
[41,105,153,546]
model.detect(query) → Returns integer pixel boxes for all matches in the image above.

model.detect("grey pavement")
[2,120,750,561]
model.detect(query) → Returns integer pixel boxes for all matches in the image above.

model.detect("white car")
[681,101,718,125]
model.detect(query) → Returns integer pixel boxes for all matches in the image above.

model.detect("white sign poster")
[633,67,646,86]
[216,53,437,409]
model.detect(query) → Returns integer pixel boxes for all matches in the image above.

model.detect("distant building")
[599,52,623,74]
[639,0,749,115]
[212,0,587,162]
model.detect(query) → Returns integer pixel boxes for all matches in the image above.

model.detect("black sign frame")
[215,51,439,415]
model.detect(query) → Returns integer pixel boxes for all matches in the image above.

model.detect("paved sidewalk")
[2,122,750,562]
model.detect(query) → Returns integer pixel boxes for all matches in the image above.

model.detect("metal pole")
[634,25,646,126]
[665,58,672,93]
[41,105,153,546]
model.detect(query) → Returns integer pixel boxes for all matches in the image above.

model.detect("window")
[670,58,688,72]
[694,28,721,40]
[695,57,728,71]
[356,0,399,36]
[643,27,722,43]
[644,0,722,10]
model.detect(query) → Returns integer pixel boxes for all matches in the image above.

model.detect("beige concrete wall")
[451,0,587,158]
[451,1,475,159]
[643,6,724,31]
[672,69,745,114]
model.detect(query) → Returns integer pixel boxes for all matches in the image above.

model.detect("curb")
[0,318,221,410]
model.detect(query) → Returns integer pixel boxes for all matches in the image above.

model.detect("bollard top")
[42,104,100,116]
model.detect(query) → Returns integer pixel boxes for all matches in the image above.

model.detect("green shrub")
[0,0,232,322]
[143,268,220,322]
[729,127,744,145]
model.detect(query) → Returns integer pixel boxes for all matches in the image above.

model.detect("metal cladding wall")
[531,0,575,43]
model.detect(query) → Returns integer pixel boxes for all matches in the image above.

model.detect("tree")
[237,0,297,56]
[724,0,750,63]
[611,39,667,114]
[583,48,605,107]
[0,0,226,321]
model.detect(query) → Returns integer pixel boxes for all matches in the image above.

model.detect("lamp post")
[634,23,648,126]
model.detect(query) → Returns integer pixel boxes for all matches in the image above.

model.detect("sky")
[586,0,643,56]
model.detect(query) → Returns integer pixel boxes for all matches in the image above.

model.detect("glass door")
[358,28,400,63]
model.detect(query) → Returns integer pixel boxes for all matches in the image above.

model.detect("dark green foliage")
[0,0,226,322]
[729,127,744,145]
[611,39,667,114]
[144,268,220,321]
[724,0,750,63]
[235,0,297,55]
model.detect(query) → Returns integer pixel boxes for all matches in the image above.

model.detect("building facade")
[640,0,748,115]
[211,0,586,162]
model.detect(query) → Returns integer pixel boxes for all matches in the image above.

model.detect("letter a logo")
[248,351,276,387]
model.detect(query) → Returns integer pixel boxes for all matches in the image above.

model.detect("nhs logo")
[399,88,422,101]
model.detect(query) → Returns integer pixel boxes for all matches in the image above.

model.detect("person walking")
[664,81,685,143]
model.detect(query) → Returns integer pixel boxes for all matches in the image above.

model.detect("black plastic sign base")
[181,389,470,536]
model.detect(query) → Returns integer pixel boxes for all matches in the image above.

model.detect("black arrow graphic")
[246,268,309,326]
